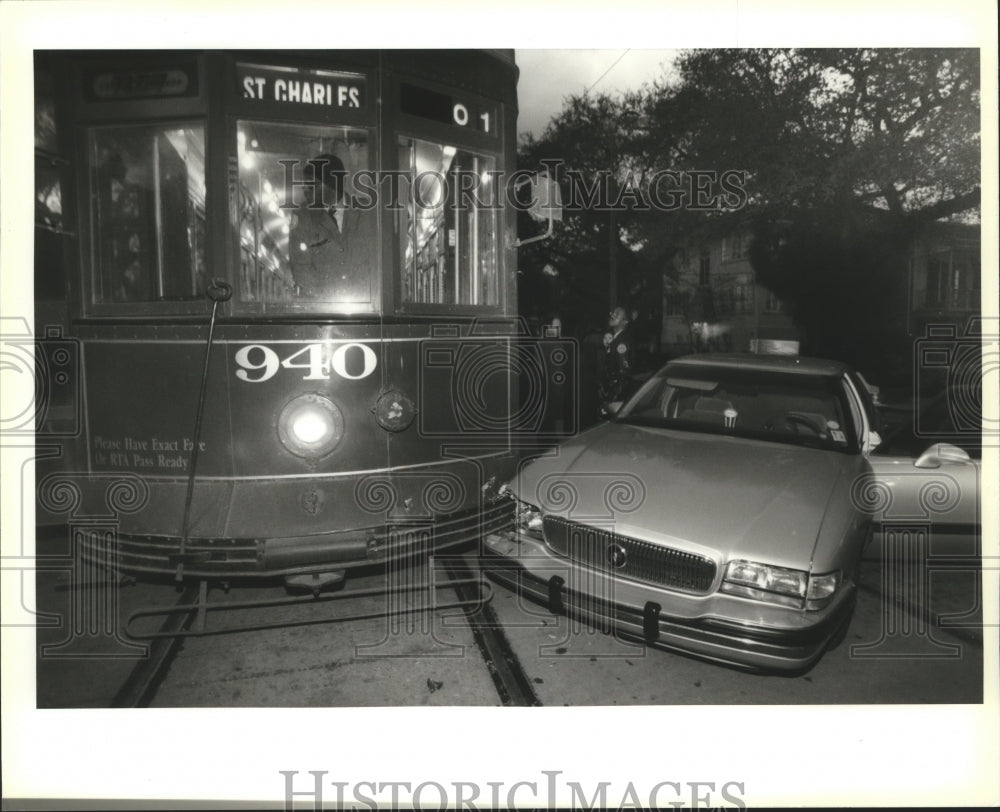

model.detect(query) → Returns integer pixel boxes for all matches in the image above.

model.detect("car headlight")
[722,560,840,609]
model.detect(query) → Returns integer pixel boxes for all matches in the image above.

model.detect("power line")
[585,49,631,95]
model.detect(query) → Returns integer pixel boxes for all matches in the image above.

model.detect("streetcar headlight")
[293,411,328,444]
[277,394,344,459]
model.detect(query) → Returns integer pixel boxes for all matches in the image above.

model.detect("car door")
[863,395,981,561]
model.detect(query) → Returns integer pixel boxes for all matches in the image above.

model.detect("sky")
[514,49,680,139]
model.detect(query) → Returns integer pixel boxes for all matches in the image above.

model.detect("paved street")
[34,544,983,708]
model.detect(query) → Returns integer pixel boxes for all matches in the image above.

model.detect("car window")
[618,363,858,453]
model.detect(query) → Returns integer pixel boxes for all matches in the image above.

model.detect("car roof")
[667,353,851,377]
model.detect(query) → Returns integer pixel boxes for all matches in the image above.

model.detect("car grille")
[542,516,717,593]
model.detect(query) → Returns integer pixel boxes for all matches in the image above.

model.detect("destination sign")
[400,82,496,135]
[237,63,366,110]
[85,65,199,101]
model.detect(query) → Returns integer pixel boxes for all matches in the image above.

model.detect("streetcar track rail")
[113,559,530,707]
[111,582,202,708]
[441,556,542,707]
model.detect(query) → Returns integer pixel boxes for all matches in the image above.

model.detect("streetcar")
[32,50,557,593]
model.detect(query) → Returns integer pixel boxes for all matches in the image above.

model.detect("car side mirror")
[516,172,563,248]
[606,401,623,417]
[914,442,971,469]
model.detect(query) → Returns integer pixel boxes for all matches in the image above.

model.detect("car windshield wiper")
[623,417,730,437]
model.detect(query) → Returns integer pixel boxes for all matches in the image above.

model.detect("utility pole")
[608,208,617,308]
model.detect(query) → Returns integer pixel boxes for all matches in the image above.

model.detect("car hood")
[512,421,861,568]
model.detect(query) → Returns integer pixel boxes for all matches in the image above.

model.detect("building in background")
[908,221,981,337]
[661,227,799,356]
[662,221,981,360]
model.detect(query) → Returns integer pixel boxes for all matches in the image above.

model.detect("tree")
[640,48,981,378]
[517,92,653,338]
[647,48,980,225]
[516,49,980,382]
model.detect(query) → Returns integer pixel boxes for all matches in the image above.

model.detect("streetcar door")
[378,67,517,555]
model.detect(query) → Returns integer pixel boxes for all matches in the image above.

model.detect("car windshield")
[616,362,858,452]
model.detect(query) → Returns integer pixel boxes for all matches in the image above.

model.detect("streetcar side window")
[87,123,206,304]
[35,61,73,304]
[398,138,498,307]
[35,70,65,235]
[235,121,375,309]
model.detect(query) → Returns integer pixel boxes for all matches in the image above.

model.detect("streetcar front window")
[236,121,375,310]
[398,138,498,307]
[88,123,206,304]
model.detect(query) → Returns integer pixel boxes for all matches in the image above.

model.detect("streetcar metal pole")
[175,279,232,582]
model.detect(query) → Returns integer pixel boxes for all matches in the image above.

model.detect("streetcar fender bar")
[124,558,493,640]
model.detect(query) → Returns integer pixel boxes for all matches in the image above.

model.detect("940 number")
[234,342,377,383]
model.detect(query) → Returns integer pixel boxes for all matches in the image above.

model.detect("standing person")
[542,313,562,338]
[289,153,374,301]
[599,306,633,416]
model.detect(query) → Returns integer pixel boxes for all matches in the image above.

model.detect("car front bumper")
[482,530,856,674]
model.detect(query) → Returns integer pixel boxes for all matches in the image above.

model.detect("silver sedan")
[484,353,962,673]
